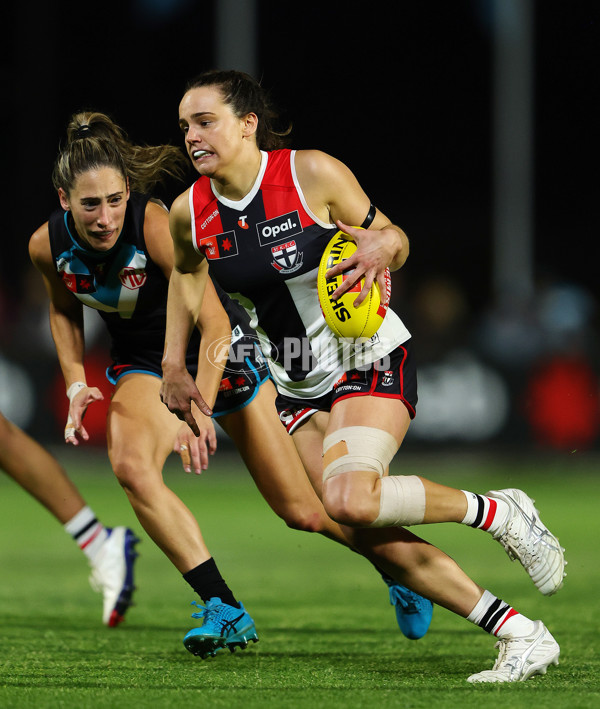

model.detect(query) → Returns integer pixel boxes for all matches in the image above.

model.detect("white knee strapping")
[322,426,398,482]
[370,475,426,527]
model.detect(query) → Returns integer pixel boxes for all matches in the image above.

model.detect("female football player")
[160,69,565,682]
[29,111,431,659]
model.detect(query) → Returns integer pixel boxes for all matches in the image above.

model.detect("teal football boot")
[382,574,433,640]
[183,597,258,658]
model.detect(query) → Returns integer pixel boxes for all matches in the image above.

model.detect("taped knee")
[370,474,426,527]
[322,426,398,482]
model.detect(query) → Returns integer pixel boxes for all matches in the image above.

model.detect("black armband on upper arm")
[360,204,377,229]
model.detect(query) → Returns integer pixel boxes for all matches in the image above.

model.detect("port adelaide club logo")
[119,266,147,290]
[257,210,304,275]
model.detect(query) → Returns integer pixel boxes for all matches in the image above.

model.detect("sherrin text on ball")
[317,230,390,340]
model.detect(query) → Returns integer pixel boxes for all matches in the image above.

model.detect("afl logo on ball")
[119,267,147,290]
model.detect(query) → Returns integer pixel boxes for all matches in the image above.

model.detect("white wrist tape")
[65,381,86,440]
[67,381,87,402]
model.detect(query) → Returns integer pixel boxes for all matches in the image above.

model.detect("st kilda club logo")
[271,240,304,274]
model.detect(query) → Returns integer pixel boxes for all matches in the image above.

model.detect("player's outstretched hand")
[65,386,104,446]
[325,220,400,306]
[160,367,213,436]
[174,416,217,474]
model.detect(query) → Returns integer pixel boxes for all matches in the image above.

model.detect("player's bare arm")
[29,225,104,443]
[174,279,232,473]
[295,150,409,304]
[160,190,213,432]
[142,199,178,279]
[143,196,229,402]
[194,279,231,410]
[29,224,90,387]
[143,199,223,467]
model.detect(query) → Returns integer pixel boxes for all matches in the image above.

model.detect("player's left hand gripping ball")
[317,230,391,339]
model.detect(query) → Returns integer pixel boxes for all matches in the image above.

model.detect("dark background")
[1,0,598,450]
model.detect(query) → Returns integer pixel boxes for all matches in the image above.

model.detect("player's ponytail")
[53,111,188,195]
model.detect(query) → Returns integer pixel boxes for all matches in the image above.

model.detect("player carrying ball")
[161,69,566,683]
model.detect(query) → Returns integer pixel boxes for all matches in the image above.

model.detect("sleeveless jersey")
[47,191,241,372]
[189,149,411,399]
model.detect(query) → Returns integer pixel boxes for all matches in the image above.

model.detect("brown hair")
[52,111,188,194]
[184,70,291,151]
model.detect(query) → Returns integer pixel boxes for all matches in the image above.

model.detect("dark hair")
[184,70,291,151]
[52,111,188,195]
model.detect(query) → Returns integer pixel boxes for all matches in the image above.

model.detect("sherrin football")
[317,230,391,340]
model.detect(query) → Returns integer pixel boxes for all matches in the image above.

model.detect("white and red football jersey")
[189,149,410,399]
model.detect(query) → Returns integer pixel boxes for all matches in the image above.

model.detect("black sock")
[183,557,239,608]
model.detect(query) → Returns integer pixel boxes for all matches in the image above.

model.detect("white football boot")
[89,526,139,626]
[467,621,560,683]
[487,488,566,596]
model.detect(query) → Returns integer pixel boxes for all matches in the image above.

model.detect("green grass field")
[1,447,599,708]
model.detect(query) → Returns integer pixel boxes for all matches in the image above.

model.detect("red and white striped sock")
[461,491,510,535]
[64,506,109,563]
[467,589,535,638]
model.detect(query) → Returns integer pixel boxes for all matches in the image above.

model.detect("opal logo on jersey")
[119,267,147,290]
[257,210,303,246]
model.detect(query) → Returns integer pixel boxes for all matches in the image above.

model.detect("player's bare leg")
[0,411,85,522]
[292,408,563,687]
[322,397,467,526]
[230,393,430,639]
[292,410,481,614]
[290,391,564,682]
[218,381,347,544]
[0,411,138,626]
[218,381,434,638]
[107,373,212,572]
[109,372,254,650]
[319,395,565,596]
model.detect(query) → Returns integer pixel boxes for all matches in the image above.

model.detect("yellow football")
[317,230,390,340]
